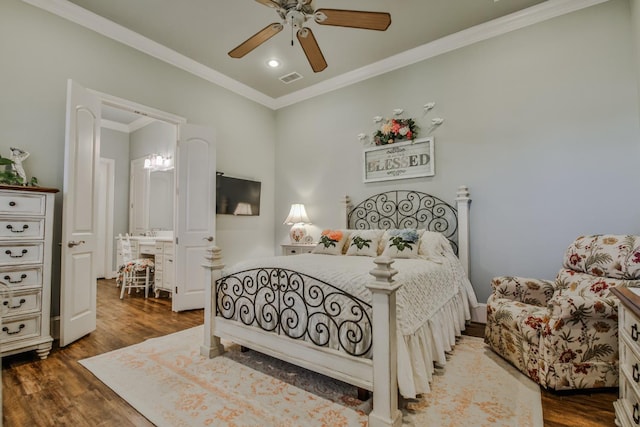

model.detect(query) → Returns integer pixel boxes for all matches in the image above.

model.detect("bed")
[201,187,478,427]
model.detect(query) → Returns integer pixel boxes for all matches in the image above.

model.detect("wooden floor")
[2,281,617,426]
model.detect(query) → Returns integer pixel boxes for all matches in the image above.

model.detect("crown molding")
[21,0,278,109]
[23,0,608,111]
[272,0,609,109]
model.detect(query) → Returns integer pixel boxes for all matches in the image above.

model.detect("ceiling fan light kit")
[228,0,391,73]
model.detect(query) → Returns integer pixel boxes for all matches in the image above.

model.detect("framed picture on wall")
[363,137,434,183]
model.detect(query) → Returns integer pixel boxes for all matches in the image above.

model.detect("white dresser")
[0,186,57,360]
[153,239,174,297]
[613,286,640,427]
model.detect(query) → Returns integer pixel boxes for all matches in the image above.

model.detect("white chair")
[117,233,154,299]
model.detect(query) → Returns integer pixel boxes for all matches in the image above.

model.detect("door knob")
[203,236,214,242]
[67,240,85,248]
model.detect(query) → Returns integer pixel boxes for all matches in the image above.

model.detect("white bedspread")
[226,254,463,336]
[221,253,478,398]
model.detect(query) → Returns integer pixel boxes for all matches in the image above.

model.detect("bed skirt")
[398,288,470,398]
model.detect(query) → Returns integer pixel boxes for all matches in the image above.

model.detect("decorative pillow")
[312,229,348,255]
[381,229,422,259]
[419,230,454,257]
[346,229,384,257]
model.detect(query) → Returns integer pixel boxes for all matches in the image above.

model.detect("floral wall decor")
[361,104,444,146]
[373,117,418,145]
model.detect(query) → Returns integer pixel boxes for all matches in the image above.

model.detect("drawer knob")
[8,201,16,207]
[6,224,29,233]
[5,249,28,258]
[634,364,640,383]
[633,324,640,342]
[3,298,26,309]
[3,273,27,284]
[634,402,640,424]
[2,323,25,335]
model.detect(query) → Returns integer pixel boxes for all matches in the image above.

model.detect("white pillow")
[381,229,422,259]
[312,229,349,255]
[419,230,454,257]
[346,229,384,257]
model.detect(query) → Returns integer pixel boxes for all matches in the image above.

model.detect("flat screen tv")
[216,175,261,216]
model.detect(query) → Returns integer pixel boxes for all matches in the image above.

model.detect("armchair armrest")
[490,276,556,306]
[547,295,618,321]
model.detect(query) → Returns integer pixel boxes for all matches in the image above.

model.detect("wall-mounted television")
[216,174,261,216]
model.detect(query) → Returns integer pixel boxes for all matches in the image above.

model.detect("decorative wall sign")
[363,137,434,183]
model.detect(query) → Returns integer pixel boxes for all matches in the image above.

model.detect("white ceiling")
[26,0,606,108]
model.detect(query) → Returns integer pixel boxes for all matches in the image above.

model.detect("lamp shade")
[283,204,311,225]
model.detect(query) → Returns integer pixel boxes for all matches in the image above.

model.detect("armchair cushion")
[490,276,556,306]
[563,234,640,279]
[486,234,640,391]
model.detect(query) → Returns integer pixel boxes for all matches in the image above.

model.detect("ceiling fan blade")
[254,0,280,9]
[228,23,284,58]
[314,9,391,31]
[297,28,327,73]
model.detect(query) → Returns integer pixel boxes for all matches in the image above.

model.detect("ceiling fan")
[228,0,391,73]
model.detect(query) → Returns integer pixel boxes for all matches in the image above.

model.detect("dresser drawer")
[0,289,41,317]
[0,243,43,266]
[0,266,42,289]
[0,218,44,240]
[622,307,640,346]
[620,373,640,426]
[0,193,45,216]
[163,243,174,255]
[622,334,640,390]
[0,314,40,344]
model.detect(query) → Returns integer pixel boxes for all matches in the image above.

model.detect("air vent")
[279,72,303,84]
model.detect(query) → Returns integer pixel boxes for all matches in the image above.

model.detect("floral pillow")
[312,229,348,255]
[346,230,384,257]
[381,229,422,259]
[419,230,454,258]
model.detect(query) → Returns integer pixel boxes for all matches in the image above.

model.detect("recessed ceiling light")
[267,59,281,68]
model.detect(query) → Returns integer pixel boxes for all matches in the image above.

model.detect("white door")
[60,80,101,346]
[96,158,115,279]
[129,158,149,235]
[173,124,215,311]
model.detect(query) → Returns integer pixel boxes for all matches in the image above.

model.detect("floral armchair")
[485,235,640,390]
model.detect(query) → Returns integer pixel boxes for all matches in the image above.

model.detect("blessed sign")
[363,137,434,183]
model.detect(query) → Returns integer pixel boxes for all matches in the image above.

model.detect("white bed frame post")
[200,245,225,358]
[456,185,471,279]
[366,256,402,427]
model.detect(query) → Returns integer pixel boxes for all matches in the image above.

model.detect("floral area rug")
[79,326,542,427]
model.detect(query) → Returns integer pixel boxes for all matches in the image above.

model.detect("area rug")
[79,326,543,427]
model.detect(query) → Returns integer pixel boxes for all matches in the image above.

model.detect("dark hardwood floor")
[2,279,202,426]
[463,322,617,427]
[2,282,617,426]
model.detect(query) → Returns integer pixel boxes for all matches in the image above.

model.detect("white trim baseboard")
[471,303,487,324]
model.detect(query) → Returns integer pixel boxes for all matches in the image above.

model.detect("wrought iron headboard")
[346,190,459,255]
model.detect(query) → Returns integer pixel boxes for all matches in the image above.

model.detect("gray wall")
[0,0,277,316]
[274,0,640,303]
[130,121,175,161]
[633,0,640,123]
[100,127,130,270]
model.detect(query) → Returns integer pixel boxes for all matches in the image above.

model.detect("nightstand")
[281,243,316,256]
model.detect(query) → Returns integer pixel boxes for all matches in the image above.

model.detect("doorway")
[98,103,178,278]
[61,80,216,347]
